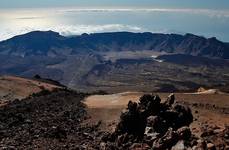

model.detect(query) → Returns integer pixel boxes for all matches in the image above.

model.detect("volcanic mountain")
[0,31,229,92]
[0,31,229,58]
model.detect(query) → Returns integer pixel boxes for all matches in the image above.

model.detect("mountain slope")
[0,31,66,56]
[80,57,229,92]
[0,89,97,149]
[0,75,62,104]
[0,31,229,92]
[0,31,228,58]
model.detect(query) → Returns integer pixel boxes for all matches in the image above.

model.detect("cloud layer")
[1,7,229,19]
[0,7,229,41]
[56,24,142,36]
[0,24,143,41]
[58,8,229,18]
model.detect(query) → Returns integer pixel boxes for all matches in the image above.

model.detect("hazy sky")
[0,0,229,42]
[1,0,229,9]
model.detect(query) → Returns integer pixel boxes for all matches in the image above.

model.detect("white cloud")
[1,7,228,41]
[56,24,142,36]
[1,7,229,20]
[0,24,143,41]
[58,8,229,18]
[15,16,44,20]
[37,7,229,19]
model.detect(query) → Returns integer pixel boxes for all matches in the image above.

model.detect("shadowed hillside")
[0,31,229,93]
[0,31,229,58]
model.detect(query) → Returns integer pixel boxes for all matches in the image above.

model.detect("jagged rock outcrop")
[101,93,214,149]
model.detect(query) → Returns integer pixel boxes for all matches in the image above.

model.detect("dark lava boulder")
[106,93,195,149]
[115,101,146,138]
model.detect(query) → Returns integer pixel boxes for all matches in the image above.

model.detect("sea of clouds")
[0,7,228,41]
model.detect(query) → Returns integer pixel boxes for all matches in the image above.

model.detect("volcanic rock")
[107,93,196,149]
[207,143,216,150]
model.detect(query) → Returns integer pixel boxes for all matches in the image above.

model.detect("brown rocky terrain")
[0,75,63,106]
[0,88,104,149]
[85,91,229,149]
[0,76,228,149]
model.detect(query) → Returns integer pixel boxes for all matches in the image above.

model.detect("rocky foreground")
[0,89,228,149]
[100,94,229,149]
[0,89,99,149]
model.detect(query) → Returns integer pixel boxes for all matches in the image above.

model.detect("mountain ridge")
[0,31,228,59]
[0,31,229,92]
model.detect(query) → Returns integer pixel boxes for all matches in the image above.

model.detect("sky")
[0,0,229,42]
[1,0,229,9]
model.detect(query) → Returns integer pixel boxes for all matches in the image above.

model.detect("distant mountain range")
[0,31,229,59]
[0,31,229,92]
